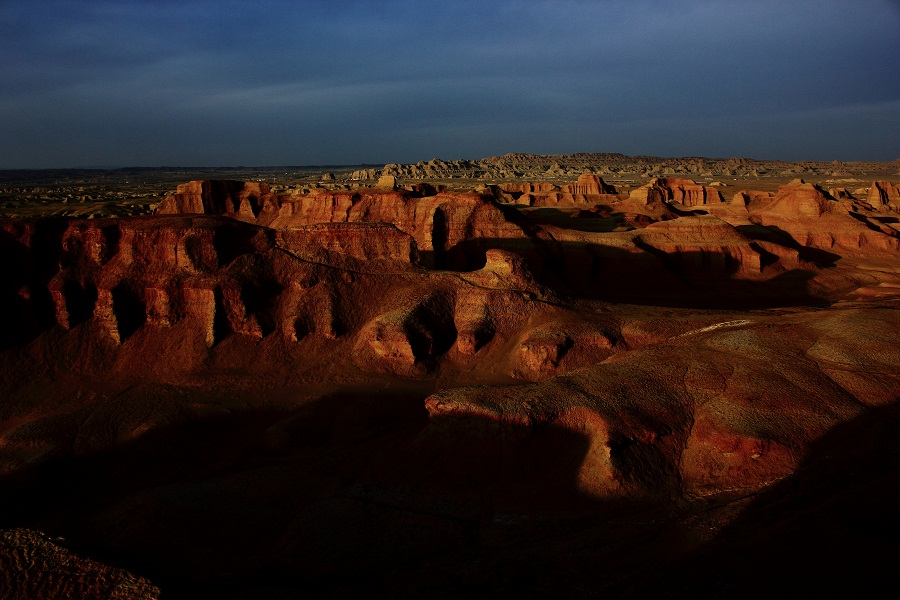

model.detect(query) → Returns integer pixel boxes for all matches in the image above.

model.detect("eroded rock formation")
[1,169,899,598]
[156,180,275,222]
[629,177,724,206]
[868,180,900,211]
[746,179,900,255]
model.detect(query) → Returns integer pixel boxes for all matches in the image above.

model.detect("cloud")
[0,0,897,166]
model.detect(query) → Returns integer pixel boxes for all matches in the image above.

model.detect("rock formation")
[375,174,397,190]
[155,182,531,270]
[344,152,897,183]
[563,173,616,196]
[867,180,900,211]
[493,173,619,207]
[156,180,275,222]
[629,177,724,206]
[1,167,899,598]
[747,179,900,255]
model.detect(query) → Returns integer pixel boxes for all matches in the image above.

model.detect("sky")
[1,0,898,168]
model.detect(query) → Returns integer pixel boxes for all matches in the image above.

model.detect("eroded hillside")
[1,163,898,598]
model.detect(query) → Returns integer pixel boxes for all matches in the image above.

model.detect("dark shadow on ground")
[443,237,831,309]
[4,386,898,598]
[0,383,659,599]
[511,206,633,233]
[736,224,841,268]
[631,399,900,599]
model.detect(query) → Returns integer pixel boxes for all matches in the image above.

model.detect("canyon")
[1,155,899,598]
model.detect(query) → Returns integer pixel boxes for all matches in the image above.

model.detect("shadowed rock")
[0,168,899,597]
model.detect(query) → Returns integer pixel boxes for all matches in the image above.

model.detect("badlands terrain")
[0,153,899,598]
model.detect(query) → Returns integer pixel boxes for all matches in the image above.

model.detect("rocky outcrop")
[276,223,420,272]
[748,180,900,254]
[157,183,531,271]
[562,173,617,196]
[630,178,724,207]
[375,174,397,190]
[0,214,555,381]
[507,318,620,381]
[457,249,547,296]
[867,181,900,211]
[353,292,460,377]
[634,216,766,276]
[498,182,560,195]
[499,174,619,207]
[266,190,530,269]
[525,212,809,305]
[731,189,776,209]
[766,179,840,217]
[155,180,275,222]
[0,216,419,352]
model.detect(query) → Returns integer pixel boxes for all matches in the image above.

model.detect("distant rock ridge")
[346,153,896,182]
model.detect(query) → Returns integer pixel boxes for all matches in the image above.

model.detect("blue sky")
[1,0,898,167]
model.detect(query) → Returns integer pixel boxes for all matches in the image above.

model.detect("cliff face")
[7,188,894,388]
[499,181,560,194]
[563,173,616,196]
[498,173,620,207]
[3,216,277,352]
[146,178,900,301]
[634,215,767,276]
[156,183,530,270]
[629,177,724,206]
[156,180,276,222]
[0,214,558,382]
[264,190,529,268]
[276,222,420,272]
[867,180,900,211]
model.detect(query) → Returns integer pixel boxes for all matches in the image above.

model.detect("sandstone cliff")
[867,180,900,211]
[156,183,531,270]
[155,180,276,222]
[629,177,724,206]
